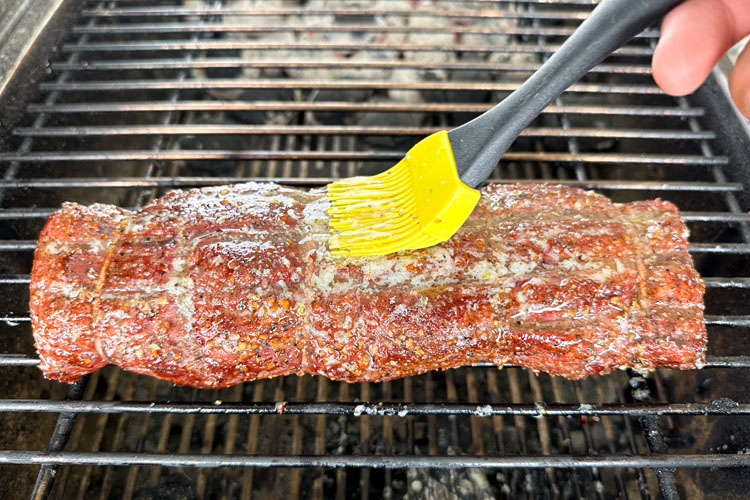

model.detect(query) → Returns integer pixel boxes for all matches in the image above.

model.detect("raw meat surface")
[30,183,706,387]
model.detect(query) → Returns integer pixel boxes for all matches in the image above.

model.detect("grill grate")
[1,1,750,499]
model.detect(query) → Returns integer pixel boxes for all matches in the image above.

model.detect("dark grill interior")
[1,1,750,499]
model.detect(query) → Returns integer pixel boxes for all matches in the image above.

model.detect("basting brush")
[326,0,683,256]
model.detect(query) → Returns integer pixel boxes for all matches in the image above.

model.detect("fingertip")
[652,0,735,97]
[652,36,705,96]
[729,43,750,118]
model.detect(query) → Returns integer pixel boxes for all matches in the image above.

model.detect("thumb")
[652,0,750,102]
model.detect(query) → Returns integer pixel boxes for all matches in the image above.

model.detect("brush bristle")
[325,130,480,256]
[326,162,440,255]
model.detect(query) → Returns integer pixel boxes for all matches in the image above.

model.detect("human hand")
[652,0,750,118]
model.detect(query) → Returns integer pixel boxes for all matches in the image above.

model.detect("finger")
[652,0,750,97]
[729,41,750,118]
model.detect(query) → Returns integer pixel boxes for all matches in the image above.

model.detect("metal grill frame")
[1,1,750,499]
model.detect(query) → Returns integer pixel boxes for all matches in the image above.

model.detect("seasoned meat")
[30,183,706,388]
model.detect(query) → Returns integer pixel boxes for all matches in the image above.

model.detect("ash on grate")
[406,468,495,500]
[133,472,202,500]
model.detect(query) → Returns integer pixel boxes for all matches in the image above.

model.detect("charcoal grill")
[1,0,750,498]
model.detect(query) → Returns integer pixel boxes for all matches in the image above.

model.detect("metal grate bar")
[29,381,86,500]
[48,59,654,75]
[505,369,537,499]
[76,7,599,20]
[69,23,659,38]
[0,275,31,284]
[37,79,662,93]
[311,379,329,500]
[3,451,750,469]
[42,371,99,500]
[70,369,121,499]
[0,151,727,166]
[681,212,750,222]
[120,378,161,500]
[96,374,140,500]
[26,101,702,116]
[195,389,220,497]
[424,373,440,461]
[143,385,178,491]
[703,277,750,288]
[359,382,372,500]
[548,378,581,499]
[287,378,308,500]
[613,377,653,499]
[688,244,750,254]
[0,208,55,218]
[14,125,713,139]
[704,315,750,326]
[334,382,350,500]
[528,374,564,498]
[572,383,607,500]
[59,41,655,56]
[637,405,679,498]
[5,400,750,418]
[596,377,643,499]
[239,381,264,499]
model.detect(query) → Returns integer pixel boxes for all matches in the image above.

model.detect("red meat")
[29,183,706,387]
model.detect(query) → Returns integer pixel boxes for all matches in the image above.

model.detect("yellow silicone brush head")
[326,131,481,256]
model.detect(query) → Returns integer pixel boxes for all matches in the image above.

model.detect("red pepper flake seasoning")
[405,258,426,273]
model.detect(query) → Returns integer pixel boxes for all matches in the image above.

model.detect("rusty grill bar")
[1,0,750,499]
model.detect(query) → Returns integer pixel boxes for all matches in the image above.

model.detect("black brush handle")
[449,0,684,188]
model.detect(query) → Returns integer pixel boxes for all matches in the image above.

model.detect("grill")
[1,0,750,498]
